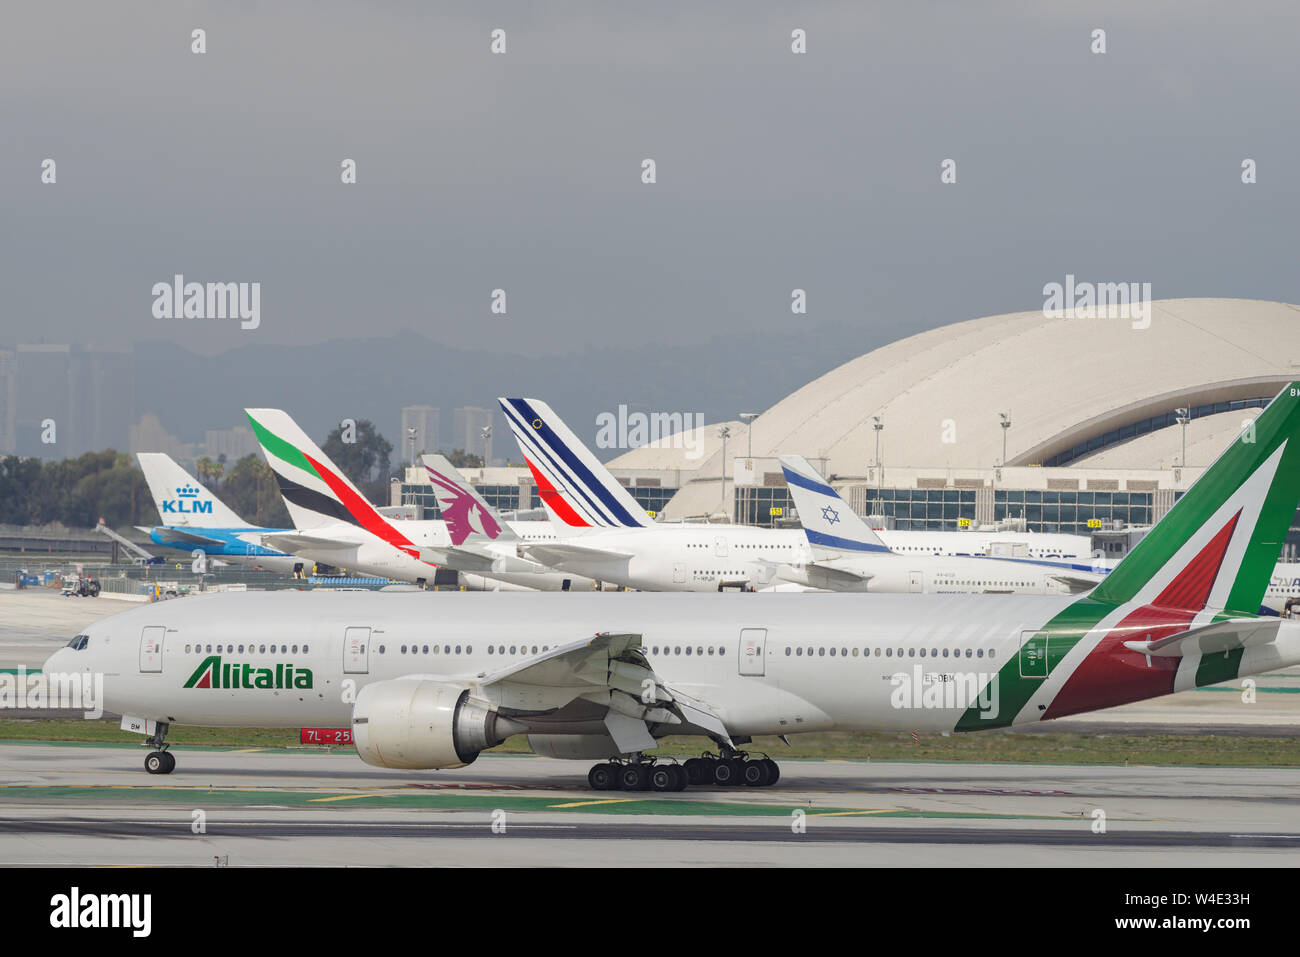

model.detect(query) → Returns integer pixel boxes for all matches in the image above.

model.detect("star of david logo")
[821,505,840,525]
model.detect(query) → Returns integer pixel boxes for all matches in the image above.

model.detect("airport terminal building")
[395,299,1300,561]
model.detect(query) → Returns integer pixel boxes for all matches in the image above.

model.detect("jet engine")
[351,679,522,769]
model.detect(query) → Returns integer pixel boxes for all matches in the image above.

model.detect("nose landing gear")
[143,721,175,774]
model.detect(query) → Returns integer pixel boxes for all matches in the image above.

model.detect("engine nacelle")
[352,679,517,770]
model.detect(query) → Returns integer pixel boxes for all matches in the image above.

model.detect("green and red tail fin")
[245,408,419,557]
[1089,382,1300,616]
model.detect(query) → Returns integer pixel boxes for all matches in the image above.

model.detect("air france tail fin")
[498,397,653,529]
[779,455,890,554]
[1090,382,1300,616]
[244,409,421,557]
[420,454,514,545]
[136,453,250,528]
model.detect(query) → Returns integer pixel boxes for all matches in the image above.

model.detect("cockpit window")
[66,635,89,651]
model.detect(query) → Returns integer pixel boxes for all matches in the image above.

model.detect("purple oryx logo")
[425,465,502,546]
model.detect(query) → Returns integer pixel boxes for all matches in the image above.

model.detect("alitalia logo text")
[183,656,313,690]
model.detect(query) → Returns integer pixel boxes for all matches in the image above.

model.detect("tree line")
[0,418,484,531]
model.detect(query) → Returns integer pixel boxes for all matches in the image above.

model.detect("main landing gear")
[588,758,689,792]
[586,750,780,791]
[143,721,175,775]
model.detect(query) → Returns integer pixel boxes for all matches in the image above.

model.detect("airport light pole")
[740,412,760,463]
[407,427,417,469]
[999,413,1011,467]
[480,424,492,466]
[872,416,884,518]
[1175,407,1190,468]
[718,425,731,521]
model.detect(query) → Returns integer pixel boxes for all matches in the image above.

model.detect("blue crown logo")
[177,484,200,498]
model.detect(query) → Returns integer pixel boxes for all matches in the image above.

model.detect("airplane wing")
[149,527,228,548]
[778,562,873,591]
[1123,617,1280,658]
[522,542,636,567]
[470,632,733,751]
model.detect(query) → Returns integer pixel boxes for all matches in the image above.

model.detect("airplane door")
[714,536,729,557]
[343,627,371,674]
[1018,630,1049,678]
[673,562,686,583]
[738,628,766,676]
[139,626,165,673]
[909,570,923,592]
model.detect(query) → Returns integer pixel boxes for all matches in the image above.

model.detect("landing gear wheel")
[713,758,742,787]
[162,751,176,774]
[650,765,677,792]
[683,757,709,785]
[761,758,779,786]
[741,760,770,787]
[144,751,170,774]
[588,763,617,791]
[669,764,688,791]
[620,764,650,792]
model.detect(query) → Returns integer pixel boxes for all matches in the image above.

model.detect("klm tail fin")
[420,454,514,546]
[498,397,653,529]
[779,455,890,553]
[136,453,250,528]
[1090,382,1300,615]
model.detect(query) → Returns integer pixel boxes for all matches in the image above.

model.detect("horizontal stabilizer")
[1122,617,1280,658]
[149,527,228,548]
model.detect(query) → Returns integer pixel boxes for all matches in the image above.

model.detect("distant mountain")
[133,317,912,459]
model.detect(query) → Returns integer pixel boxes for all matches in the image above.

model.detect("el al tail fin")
[780,455,890,554]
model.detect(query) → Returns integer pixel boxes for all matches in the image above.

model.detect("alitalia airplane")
[46,383,1300,788]
[497,397,1098,593]
[135,452,304,575]
[245,409,601,592]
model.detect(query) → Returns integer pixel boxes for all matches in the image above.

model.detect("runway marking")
[547,798,637,808]
[308,794,376,803]
[226,748,266,754]
[809,809,896,818]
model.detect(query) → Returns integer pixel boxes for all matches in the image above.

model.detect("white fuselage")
[50,591,1300,743]
[281,519,602,591]
[535,525,1096,594]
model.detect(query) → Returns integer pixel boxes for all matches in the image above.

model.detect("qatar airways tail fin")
[421,454,515,546]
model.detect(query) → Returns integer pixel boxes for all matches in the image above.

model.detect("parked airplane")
[50,383,1300,788]
[1262,563,1300,617]
[135,453,304,575]
[497,396,1098,592]
[245,409,601,592]
[500,397,1093,560]
[778,454,1102,593]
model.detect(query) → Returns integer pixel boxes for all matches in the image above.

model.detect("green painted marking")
[245,413,314,475]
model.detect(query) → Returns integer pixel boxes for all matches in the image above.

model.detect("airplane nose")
[43,648,74,675]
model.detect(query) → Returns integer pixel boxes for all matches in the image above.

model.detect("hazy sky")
[2,1,1298,358]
